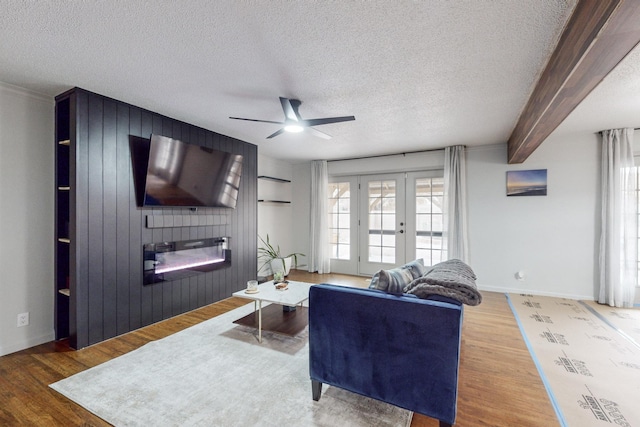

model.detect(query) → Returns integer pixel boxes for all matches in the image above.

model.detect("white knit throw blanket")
[403,259,482,306]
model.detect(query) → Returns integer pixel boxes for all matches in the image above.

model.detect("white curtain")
[599,128,637,307]
[443,145,469,263]
[309,160,331,273]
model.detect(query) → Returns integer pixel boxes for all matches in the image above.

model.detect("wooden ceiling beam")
[507,0,640,164]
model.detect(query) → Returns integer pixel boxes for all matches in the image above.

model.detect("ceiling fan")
[229,97,355,139]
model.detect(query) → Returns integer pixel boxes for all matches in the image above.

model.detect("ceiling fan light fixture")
[284,124,304,133]
[229,97,354,139]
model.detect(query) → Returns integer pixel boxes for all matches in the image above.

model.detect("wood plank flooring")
[233,304,309,337]
[0,271,558,426]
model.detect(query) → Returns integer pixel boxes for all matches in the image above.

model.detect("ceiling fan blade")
[266,128,286,139]
[306,127,332,140]
[304,116,356,127]
[279,97,299,122]
[289,99,303,121]
[229,117,284,125]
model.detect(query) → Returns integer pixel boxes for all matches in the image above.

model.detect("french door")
[358,174,406,275]
[330,171,444,276]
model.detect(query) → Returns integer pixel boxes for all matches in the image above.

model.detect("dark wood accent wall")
[57,88,257,349]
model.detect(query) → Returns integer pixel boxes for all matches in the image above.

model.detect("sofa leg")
[439,421,452,427]
[312,380,323,401]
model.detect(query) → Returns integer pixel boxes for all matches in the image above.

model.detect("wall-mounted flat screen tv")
[142,134,243,208]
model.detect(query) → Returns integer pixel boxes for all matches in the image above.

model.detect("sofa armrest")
[309,283,463,425]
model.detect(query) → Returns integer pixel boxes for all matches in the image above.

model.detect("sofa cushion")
[369,266,414,295]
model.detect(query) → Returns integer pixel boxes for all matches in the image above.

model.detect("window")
[329,182,351,260]
[367,179,397,263]
[415,176,445,265]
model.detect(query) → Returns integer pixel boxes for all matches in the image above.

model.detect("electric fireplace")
[143,237,231,285]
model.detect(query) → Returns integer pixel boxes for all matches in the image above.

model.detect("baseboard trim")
[478,284,593,301]
[0,330,55,357]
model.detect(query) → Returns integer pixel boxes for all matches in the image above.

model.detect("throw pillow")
[401,258,427,279]
[369,267,414,295]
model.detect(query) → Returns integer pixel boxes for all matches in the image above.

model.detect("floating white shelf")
[258,200,291,204]
[258,175,291,183]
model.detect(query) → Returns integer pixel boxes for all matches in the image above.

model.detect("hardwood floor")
[0,271,558,426]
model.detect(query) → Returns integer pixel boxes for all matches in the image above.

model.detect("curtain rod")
[325,147,444,163]
[597,127,640,134]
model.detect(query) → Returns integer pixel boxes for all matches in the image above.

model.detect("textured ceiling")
[3,0,634,163]
[553,35,640,137]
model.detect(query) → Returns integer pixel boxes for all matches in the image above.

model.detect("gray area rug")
[50,303,412,426]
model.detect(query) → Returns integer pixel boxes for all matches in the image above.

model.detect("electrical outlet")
[17,312,29,327]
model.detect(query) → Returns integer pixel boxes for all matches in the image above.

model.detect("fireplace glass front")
[143,237,231,285]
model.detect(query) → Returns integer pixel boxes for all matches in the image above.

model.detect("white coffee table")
[232,280,313,342]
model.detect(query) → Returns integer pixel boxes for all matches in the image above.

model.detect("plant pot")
[270,257,292,276]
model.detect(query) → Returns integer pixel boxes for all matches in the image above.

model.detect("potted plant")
[258,234,304,277]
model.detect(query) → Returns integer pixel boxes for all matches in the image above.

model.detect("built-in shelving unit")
[53,87,258,350]
[258,175,291,204]
[54,94,72,341]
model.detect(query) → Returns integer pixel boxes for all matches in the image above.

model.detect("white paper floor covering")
[508,293,640,427]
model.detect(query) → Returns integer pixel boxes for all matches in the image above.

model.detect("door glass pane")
[338,229,350,244]
[328,182,351,260]
[381,197,396,212]
[337,213,349,228]
[382,247,395,263]
[381,214,396,230]
[415,177,445,265]
[368,179,397,264]
[431,196,444,214]
[432,214,443,232]
[382,234,396,247]
[416,213,431,231]
[369,246,382,263]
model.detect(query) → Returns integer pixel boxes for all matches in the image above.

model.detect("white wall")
[467,135,599,299]
[326,151,445,176]
[257,154,296,274]
[0,83,54,356]
[292,162,311,268]
[291,134,600,300]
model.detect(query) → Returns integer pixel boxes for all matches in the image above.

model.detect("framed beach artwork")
[506,169,547,196]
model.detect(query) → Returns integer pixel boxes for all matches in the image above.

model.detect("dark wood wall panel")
[87,94,105,346]
[128,107,142,332]
[60,88,258,349]
[102,99,118,341]
[139,110,154,328]
[116,103,131,336]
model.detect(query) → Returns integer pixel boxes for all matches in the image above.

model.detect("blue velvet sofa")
[309,283,463,427]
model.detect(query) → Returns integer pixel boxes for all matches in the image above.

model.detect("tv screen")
[142,134,243,208]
